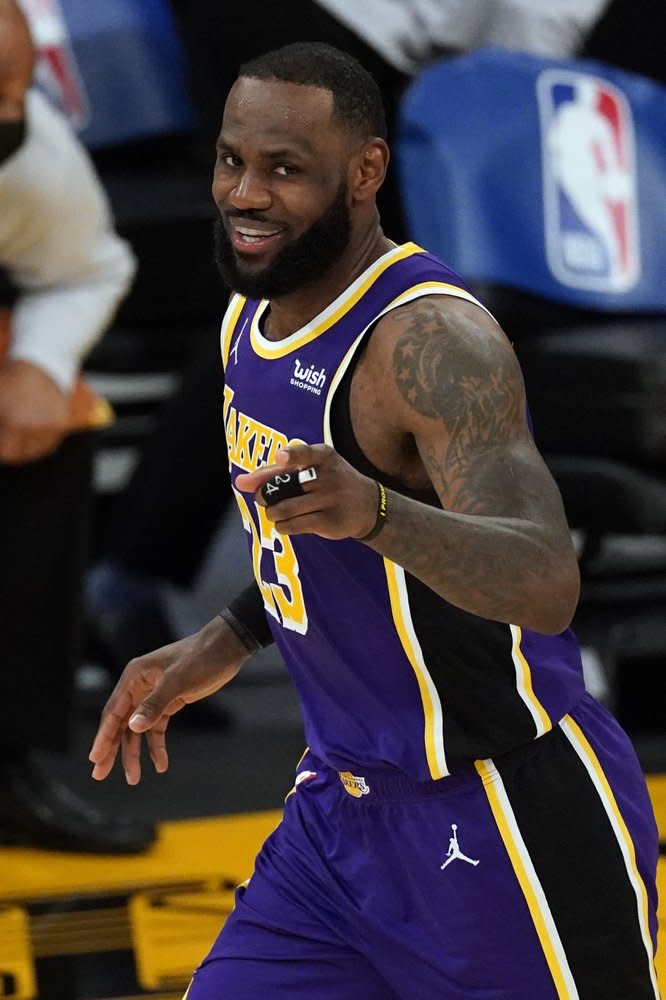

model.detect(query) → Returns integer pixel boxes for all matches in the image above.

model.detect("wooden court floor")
[1,777,664,998]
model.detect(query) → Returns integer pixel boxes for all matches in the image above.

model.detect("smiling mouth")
[234,224,281,243]
[228,221,284,251]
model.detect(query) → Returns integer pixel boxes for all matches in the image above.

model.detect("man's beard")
[214,180,351,300]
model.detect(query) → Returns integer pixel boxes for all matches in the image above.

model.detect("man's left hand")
[235,443,378,541]
[0,359,69,463]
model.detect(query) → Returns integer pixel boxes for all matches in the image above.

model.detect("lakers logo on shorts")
[339,771,370,798]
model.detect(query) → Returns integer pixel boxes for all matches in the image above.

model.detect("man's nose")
[228,170,272,212]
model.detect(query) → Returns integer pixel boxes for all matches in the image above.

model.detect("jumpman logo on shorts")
[440,824,480,870]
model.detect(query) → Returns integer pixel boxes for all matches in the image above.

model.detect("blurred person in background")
[0,0,154,852]
[87,0,612,674]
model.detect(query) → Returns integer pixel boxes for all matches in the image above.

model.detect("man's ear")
[349,138,390,204]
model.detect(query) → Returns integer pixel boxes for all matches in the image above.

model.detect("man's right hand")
[89,616,249,785]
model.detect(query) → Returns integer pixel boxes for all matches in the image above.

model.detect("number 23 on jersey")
[234,489,308,635]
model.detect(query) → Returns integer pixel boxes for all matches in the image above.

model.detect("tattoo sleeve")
[374,299,579,633]
[393,299,526,514]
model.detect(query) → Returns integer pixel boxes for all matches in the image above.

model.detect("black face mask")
[0,119,26,166]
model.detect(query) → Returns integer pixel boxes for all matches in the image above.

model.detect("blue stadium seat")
[35,0,194,148]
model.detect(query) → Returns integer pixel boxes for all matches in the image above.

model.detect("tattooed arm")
[357,295,580,634]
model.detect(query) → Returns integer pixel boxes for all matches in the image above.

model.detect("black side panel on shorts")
[496,728,655,999]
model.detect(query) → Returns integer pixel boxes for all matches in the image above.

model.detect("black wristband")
[218,608,264,655]
[221,582,274,652]
[359,481,388,542]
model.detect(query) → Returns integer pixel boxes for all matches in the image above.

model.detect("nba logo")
[18,0,90,130]
[537,69,640,293]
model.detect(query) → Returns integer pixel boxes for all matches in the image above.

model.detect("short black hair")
[239,42,387,141]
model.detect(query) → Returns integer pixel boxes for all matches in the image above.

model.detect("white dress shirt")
[0,88,135,390]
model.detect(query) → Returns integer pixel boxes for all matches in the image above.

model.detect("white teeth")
[236,226,279,238]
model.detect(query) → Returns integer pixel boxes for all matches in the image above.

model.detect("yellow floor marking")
[0,810,282,903]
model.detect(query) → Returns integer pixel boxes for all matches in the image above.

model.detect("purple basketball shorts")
[183,694,660,998]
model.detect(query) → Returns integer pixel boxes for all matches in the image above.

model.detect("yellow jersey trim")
[384,559,448,779]
[559,717,660,998]
[221,294,246,369]
[377,280,494,318]
[510,625,552,738]
[475,758,579,999]
[249,242,425,360]
[323,326,367,446]
[322,280,491,446]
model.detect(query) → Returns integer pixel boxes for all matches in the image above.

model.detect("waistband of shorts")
[302,752,479,802]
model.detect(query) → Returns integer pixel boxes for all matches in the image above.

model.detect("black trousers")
[106,0,410,587]
[0,432,94,753]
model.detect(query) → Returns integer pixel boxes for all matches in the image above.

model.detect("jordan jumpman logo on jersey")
[229,318,248,366]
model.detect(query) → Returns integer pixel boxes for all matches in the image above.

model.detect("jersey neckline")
[247,241,424,360]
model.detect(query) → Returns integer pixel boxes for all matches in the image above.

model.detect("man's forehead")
[223,77,338,142]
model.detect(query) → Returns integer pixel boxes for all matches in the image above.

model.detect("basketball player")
[90,43,660,998]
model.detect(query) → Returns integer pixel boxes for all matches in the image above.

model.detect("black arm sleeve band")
[220,582,273,653]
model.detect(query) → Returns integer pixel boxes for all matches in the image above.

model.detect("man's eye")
[220,153,241,168]
[275,164,298,176]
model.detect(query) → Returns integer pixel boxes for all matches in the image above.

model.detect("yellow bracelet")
[360,481,388,541]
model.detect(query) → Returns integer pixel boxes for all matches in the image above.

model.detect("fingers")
[90,713,172,785]
[146,721,170,775]
[235,443,377,540]
[89,659,174,783]
[121,718,170,785]
[235,443,321,493]
[263,490,325,527]
[267,511,330,537]
[235,464,283,494]
[90,730,122,782]
[91,713,172,785]
[258,467,339,538]
[0,428,65,464]
[89,700,133,779]
[279,443,319,468]
[121,728,143,786]
[127,672,188,732]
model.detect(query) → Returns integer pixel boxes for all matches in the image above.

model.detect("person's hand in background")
[0,359,69,463]
[0,0,35,119]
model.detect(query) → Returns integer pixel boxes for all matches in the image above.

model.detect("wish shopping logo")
[537,69,640,293]
[290,358,327,396]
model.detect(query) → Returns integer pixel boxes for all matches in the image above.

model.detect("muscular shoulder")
[365,294,528,441]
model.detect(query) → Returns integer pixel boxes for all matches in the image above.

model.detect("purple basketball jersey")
[221,242,586,780]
